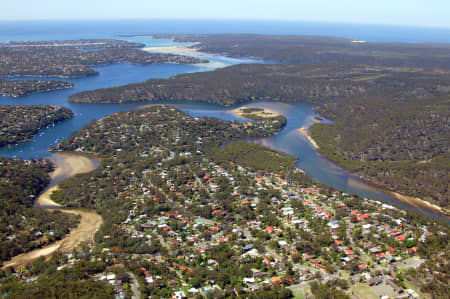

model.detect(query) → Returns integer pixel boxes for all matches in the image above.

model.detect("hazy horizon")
[2,0,449,29]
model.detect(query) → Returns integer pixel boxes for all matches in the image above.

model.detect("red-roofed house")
[345,249,355,255]
[359,264,368,270]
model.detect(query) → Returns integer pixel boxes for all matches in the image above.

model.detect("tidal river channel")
[0,36,447,222]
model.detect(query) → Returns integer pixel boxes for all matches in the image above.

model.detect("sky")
[2,0,449,28]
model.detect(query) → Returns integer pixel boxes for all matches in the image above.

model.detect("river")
[2,153,103,269]
[0,36,448,222]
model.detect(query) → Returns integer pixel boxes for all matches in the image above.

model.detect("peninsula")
[152,34,450,69]
[0,105,74,147]
[0,79,74,98]
[0,39,207,78]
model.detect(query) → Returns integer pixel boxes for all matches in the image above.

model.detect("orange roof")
[271,277,282,284]
[397,235,407,241]
[345,249,355,255]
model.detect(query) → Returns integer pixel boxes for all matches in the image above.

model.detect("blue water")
[1,19,450,43]
[0,35,259,157]
[0,20,448,222]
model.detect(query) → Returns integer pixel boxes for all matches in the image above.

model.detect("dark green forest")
[155,34,450,69]
[212,141,296,173]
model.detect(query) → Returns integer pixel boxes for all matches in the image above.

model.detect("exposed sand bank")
[388,191,449,217]
[143,45,206,56]
[297,126,319,149]
[229,106,281,119]
[3,153,103,269]
[143,45,226,69]
[49,152,99,183]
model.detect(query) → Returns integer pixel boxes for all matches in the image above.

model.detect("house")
[334,240,343,246]
[397,235,407,241]
[173,290,187,299]
[278,240,288,249]
[344,249,355,256]
[243,244,254,252]
[358,264,368,271]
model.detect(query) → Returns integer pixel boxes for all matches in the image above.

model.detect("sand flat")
[143,45,206,56]
[297,126,319,149]
[389,191,448,217]
[3,153,103,270]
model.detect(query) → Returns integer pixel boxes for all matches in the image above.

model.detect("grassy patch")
[403,280,429,299]
[292,290,306,299]
[351,283,378,299]
[339,270,350,278]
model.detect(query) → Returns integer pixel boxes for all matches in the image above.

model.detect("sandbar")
[143,45,206,56]
[297,126,319,149]
[229,106,280,119]
[388,191,449,217]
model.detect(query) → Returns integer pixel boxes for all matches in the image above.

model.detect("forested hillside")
[154,34,450,69]
[68,63,450,208]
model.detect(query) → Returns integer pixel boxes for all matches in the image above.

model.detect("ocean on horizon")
[0,19,449,43]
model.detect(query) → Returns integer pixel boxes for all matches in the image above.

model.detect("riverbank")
[3,153,103,269]
[388,191,449,217]
[297,126,319,149]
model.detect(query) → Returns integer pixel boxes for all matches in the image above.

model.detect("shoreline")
[357,176,449,218]
[142,45,227,69]
[297,126,319,149]
[3,153,103,269]
[143,45,208,57]
[387,190,448,217]
[298,122,448,219]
